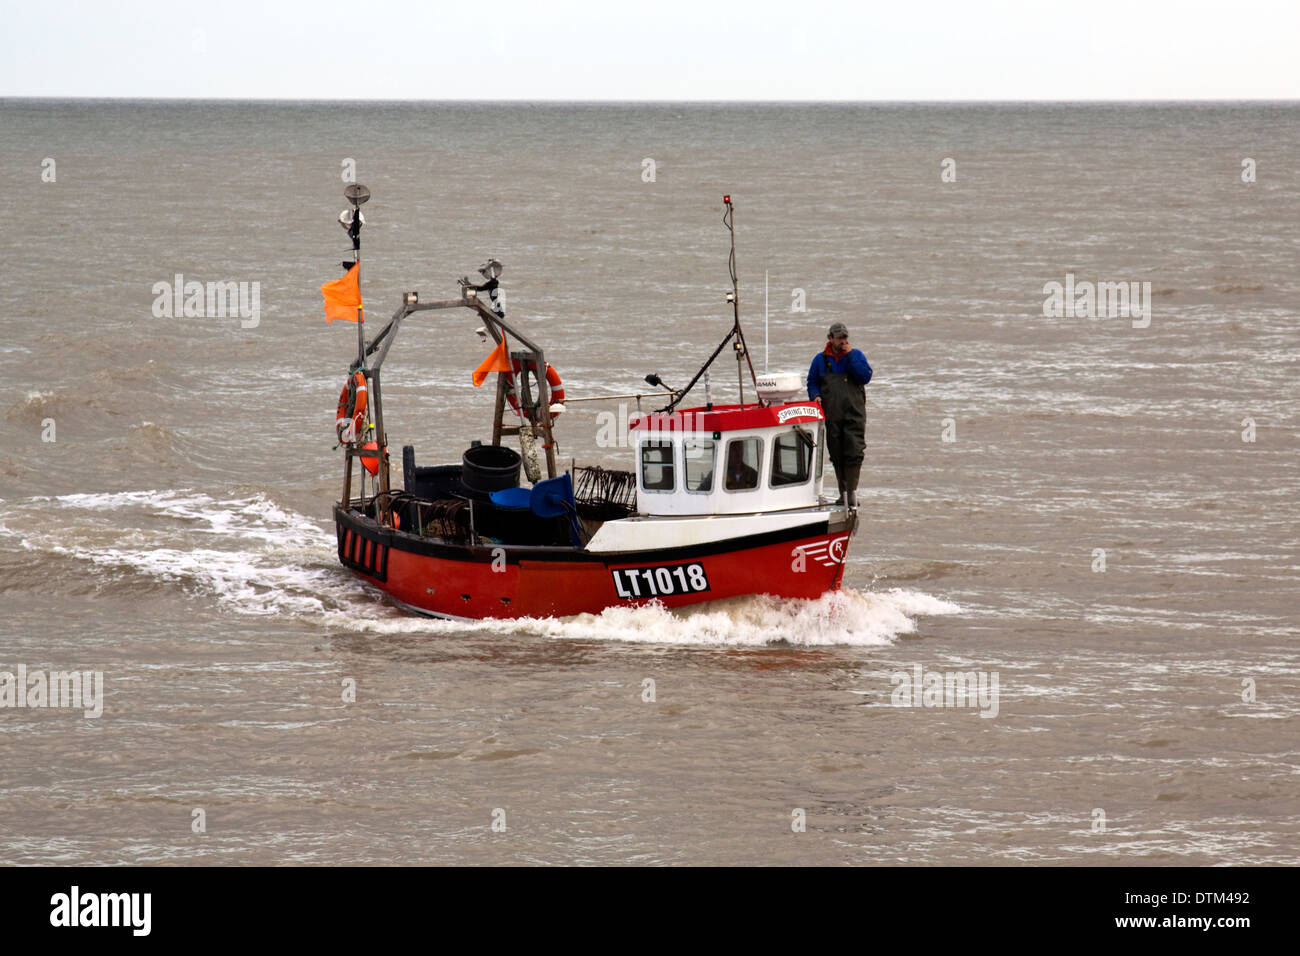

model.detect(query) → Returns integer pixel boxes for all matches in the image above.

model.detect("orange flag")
[472,336,511,386]
[321,263,362,323]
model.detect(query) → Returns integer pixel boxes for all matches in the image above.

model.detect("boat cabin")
[629,401,826,516]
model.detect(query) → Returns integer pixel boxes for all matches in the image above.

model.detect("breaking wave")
[3,390,86,424]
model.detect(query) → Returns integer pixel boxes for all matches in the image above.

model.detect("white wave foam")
[3,489,962,645]
[304,586,963,647]
[7,489,339,617]
[518,588,961,646]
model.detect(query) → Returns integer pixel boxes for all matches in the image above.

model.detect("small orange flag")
[472,336,511,386]
[321,263,362,323]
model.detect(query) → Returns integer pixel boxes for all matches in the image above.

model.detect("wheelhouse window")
[640,440,675,492]
[683,438,716,493]
[722,437,761,492]
[770,428,813,487]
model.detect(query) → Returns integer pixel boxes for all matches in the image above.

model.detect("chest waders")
[821,354,866,507]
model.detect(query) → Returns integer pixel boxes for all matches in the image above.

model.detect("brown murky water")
[0,101,1296,864]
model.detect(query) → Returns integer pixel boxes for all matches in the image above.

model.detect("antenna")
[722,195,762,406]
[764,269,769,374]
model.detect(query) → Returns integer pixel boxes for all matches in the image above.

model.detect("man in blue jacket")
[808,321,872,507]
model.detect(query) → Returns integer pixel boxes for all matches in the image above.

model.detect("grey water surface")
[0,101,1295,864]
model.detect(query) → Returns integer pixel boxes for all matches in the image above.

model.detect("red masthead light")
[723,195,731,203]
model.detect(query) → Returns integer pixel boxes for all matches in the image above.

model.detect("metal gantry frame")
[334,190,759,524]
[339,288,558,520]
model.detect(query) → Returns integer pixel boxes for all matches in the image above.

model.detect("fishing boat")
[324,187,857,619]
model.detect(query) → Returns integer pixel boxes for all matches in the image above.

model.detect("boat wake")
[0,489,961,646]
[517,589,961,646]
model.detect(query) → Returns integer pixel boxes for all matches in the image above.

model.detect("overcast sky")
[3,0,1298,100]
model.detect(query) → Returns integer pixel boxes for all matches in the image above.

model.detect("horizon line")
[3,96,1299,105]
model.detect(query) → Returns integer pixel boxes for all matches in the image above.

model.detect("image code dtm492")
[611,563,710,598]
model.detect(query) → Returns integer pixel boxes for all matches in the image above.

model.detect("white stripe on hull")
[584,509,831,553]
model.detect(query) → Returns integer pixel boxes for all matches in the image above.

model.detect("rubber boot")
[845,464,861,508]
[831,464,845,505]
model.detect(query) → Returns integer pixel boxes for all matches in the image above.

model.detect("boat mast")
[657,196,765,414]
[723,196,762,406]
[337,184,393,512]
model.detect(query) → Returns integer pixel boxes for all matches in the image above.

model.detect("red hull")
[336,506,855,620]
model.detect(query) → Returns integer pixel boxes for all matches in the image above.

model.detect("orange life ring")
[335,370,368,442]
[505,359,564,420]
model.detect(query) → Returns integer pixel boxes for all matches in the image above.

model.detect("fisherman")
[460,259,506,318]
[807,321,872,507]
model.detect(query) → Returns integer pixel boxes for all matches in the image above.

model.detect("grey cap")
[828,322,849,337]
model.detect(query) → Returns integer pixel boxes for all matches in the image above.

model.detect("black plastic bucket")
[461,444,521,498]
